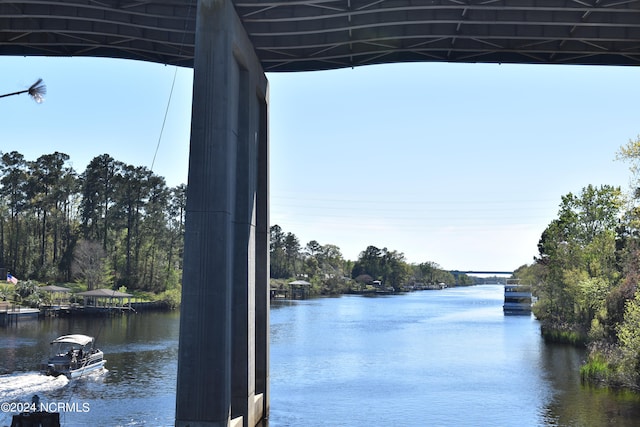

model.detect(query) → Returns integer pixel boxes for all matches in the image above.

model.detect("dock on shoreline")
[0,301,168,326]
[0,303,40,325]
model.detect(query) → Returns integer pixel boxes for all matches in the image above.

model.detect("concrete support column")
[231,85,269,426]
[254,95,270,422]
[176,0,268,426]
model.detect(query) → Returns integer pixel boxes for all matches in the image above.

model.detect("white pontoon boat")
[43,334,106,378]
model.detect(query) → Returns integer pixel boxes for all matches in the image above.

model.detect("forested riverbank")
[0,151,184,308]
[0,151,468,308]
[514,137,640,391]
[269,224,475,296]
[0,151,185,291]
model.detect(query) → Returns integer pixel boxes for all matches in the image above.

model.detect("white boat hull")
[66,359,106,378]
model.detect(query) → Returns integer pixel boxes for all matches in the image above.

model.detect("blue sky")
[2,56,638,271]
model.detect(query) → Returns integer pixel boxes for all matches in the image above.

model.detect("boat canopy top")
[51,334,94,346]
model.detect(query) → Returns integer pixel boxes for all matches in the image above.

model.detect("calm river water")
[2,284,640,426]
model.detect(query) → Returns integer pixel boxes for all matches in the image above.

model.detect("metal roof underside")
[2,0,640,72]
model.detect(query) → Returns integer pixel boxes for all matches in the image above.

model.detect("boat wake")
[0,371,69,401]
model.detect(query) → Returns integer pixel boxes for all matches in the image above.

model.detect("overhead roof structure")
[2,0,640,72]
[76,288,133,297]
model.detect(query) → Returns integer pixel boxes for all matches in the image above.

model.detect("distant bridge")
[449,271,514,285]
[451,271,514,276]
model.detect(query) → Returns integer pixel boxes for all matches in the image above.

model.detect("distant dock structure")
[0,287,141,326]
[0,302,39,326]
[289,280,312,299]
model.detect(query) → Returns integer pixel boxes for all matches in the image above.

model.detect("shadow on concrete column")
[176,0,269,426]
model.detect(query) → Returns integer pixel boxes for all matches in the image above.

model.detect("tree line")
[0,151,185,294]
[270,224,466,295]
[515,136,640,390]
[1,149,461,299]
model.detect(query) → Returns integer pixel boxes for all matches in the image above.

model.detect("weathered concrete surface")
[176,0,268,426]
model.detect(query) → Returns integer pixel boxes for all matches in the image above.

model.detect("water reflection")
[269,287,640,426]
[541,343,640,427]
